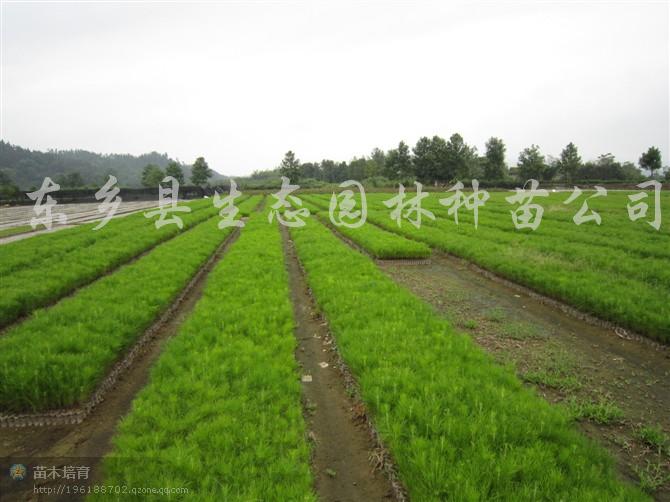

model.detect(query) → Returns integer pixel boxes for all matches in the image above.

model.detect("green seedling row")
[0,196,259,328]
[304,195,430,259]
[368,210,669,341]
[0,224,34,239]
[0,214,241,412]
[409,211,670,293]
[95,212,315,501]
[317,215,430,259]
[0,199,209,276]
[289,217,647,500]
[305,193,669,341]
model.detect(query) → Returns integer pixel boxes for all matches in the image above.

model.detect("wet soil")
[282,227,395,502]
[379,251,670,500]
[0,228,241,501]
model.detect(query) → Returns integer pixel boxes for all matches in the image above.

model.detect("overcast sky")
[1,1,668,176]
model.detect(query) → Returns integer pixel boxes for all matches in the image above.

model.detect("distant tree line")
[0,141,223,193]
[0,138,666,197]
[262,136,667,187]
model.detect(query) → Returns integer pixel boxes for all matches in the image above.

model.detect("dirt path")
[379,252,670,500]
[0,228,241,501]
[282,228,396,502]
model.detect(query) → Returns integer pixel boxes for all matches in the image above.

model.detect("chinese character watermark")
[505,179,549,230]
[268,177,310,227]
[213,179,244,229]
[627,180,662,230]
[144,176,192,229]
[26,177,67,230]
[439,179,490,229]
[383,181,435,228]
[93,175,122,230]
[329,180,367,228]
[563,185,607,225]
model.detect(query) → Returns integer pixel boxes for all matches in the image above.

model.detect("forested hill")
[0,141,227,189]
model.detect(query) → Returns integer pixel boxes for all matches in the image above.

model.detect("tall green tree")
[579,153,624,180]
[621,161,643,181]
[141,164,165,187]
[320,159,339,183]
[412,136,434,182]
[299,161,321,180]
[429,136,449,183]
[557,142,581,183]
[347,157,367,180]
[639,146,662,177]
[385,141,413,179]
[411,136,449,183]
[165,161,185,184]
[363,148,386,178]
[279,150,301,183]
[517,145,546,180]
[445,133,477,180]
[191,157,213,186]
[483,137,506,180]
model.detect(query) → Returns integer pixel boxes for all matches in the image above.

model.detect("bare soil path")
[0,228,241,501]
[379,252,670,500]
[282,227,396,502]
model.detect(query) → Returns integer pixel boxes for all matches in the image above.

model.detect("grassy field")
[1,189,666,499]
[0,196,261,329]
[304,191,670,343]
[0,224,33,238]
[0,196,261,412]
[316,213,431,259]
[290,216,646,500]
[95,212,315,500]
[0,198,220,328]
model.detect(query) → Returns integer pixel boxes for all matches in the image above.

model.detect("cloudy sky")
[1,1,668,176]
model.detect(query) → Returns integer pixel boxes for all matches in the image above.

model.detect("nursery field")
[304,190,670,343]
[1,190,668,500]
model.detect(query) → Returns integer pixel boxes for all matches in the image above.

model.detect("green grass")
[289,217,646,500]
[0,224,34,238]
[566,396,624,424]
[483,306,507,323]
[0,213,240,412]
[499,321,546,340]
[463,319,479,330]
[634,461,670,493]
[305,192,670,343]
[0,196,260,328]
[636,424,669,454]
[237,194,263,216]
[0,200,207,277]
[95,212,315,501]
[521,349,582,391]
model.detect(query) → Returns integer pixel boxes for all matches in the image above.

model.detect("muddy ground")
[379,252,670,500]
[282,227,396,501]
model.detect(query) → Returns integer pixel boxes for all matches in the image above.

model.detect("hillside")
[0,141,227,189]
